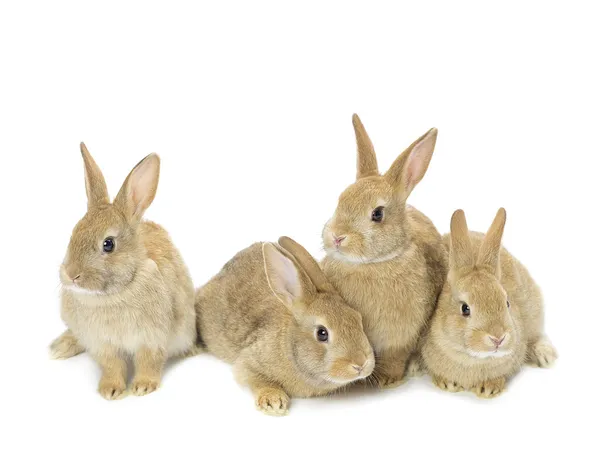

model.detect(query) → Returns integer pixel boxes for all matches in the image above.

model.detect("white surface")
[1,1,597,448]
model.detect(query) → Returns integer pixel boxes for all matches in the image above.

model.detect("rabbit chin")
[62,284,106,296]
[466,349,513,359]
[325,373,368,385]
[326,247,403,265]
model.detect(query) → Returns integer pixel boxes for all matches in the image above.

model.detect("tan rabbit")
[49,144,196,400]
[420,208,557,398]
[196,236,375,416]
[321,114,447,388]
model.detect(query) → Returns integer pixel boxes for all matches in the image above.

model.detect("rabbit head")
[59,143,160,296]
[323,114,438,263]
[440,208,520,359]
[264,237,375,384]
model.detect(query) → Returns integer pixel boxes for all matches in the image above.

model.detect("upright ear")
[353,114,379,179]
[278,236,336,294]
[477,208,507,274]
[384,128,437,202]
[113,153,160,221]
[80,142,109,208]
[449,209,474,271]
[262,243,306,310]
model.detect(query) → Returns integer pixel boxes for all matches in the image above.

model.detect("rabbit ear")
[384,128,437,202]
[353,114,379,179]
[113,153,160,221]
[449,209,475,271]
[477,208,507,274]
[80,143,109,208]
[262,243,306,309]
[278,236,336,294]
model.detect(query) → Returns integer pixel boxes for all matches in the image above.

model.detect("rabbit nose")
[351,359,369,375]
[66,267,81,283]
[333,235,346,247]
[489,334,506,348]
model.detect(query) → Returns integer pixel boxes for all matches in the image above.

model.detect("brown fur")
[195,237,374,415]
[420,209,557,398]
[49,143,196,400]
[321,115,446,388]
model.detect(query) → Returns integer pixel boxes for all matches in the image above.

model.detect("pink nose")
[489,335,506,347]
[66,267,81,283]
[333,235,346,246]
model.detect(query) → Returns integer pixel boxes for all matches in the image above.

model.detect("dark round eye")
[507,300,510,308]
[316,326,329,342]
[461,303,471,317]
[103,238,115,253]
[371,206,384,222]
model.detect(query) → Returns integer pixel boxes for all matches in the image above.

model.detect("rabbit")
[321,114,447,388]
[195,236,375,416]
[49,143,197,400]
[419,208,557,398]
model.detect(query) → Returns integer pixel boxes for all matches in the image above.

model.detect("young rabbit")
[49,143,196,400]
[195,236,375,416]
[420,208,557,398]
[321,114,447,388]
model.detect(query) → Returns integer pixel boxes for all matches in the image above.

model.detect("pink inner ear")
[131,185,140,206]
[405,147,424,189]
[263,244,303,305]
[129,161,157,211]
[129,178,145,213]
[279,255,302,300]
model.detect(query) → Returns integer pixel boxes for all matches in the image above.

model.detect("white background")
[1,1,598,448]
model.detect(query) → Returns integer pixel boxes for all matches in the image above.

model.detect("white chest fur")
[61,260,174,355]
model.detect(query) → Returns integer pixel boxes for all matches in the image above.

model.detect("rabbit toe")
[472,378,505,398]
[131,377,160,396]
[529,338,557,368]
[256,388,290,416]
[98,378,127,400]
[433,376,463,392]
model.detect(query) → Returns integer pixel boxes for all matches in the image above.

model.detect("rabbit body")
[60,221,196,357]
[322,207,446,384]
[196,238,375,415]
[50,145,196,400]
[420,209,557,398]
[322,115,446,387]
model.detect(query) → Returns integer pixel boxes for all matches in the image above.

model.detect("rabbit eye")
[371,206,384,222]
[507,300,510,308]
[103,238,115,253]
[461,303,471,317]
[315,326,329,343]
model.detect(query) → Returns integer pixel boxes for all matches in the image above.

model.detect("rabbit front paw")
[98,377,127,400]
[472,377,505,398]
[432,375,463,392]
[131,377,160,396]
[256,388,290,416]
[373,373,407,389]
[528,337,557,368]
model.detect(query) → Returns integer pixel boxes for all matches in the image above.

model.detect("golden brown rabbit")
[420,208,557,398]
[196,236,374,415]
[321,115,447,388]
[50,144,196,400]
